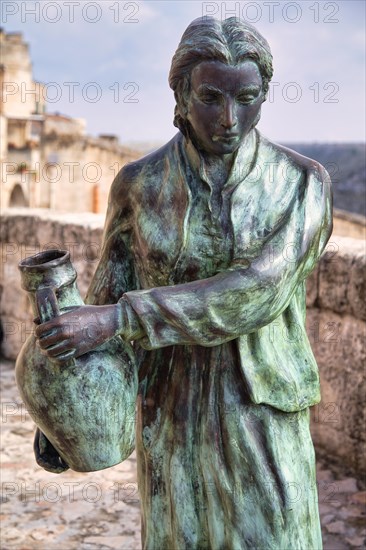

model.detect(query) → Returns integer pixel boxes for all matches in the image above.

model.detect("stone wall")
[332,208,366,240]
[0,30,46,119]
[305,234,365,477]
[0,209,365,478]
[39,133,139,213]
[0,209,105,361]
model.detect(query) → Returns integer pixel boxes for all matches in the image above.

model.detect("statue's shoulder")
[109,133,182,205]
[257,132,329,183]
[119,133,181,182]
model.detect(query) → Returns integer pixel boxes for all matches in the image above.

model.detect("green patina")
[16,250,137,473]
[16,16,333,550]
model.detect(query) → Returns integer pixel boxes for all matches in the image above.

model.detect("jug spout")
[19,249,77,292]
[18,249,83,320]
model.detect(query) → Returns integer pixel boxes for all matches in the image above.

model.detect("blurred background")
[1,2,365,549]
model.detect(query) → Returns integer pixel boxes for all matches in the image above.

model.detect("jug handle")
[35,286,76,366]
[35,286,60,324]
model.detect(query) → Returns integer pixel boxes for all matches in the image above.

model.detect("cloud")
[2,0,364,142]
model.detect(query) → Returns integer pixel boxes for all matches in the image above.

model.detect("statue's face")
[186,59,264,155]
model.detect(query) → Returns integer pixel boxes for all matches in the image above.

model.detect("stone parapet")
[1,208,365,478]
[1,208,104,359]
[305,232,365,477]
[332,208,366,240]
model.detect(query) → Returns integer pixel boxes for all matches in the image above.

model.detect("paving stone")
[350,492,366,506]
[317,469,335,481]
[326,521,346,534]
[322,513,335,524]
[323,534,349,550]
[335,478,359,493]
[345,535,366,547]
[332,500,343,508]
[319,503,336,516]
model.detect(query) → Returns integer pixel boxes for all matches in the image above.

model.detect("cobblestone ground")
[1,359,365,550]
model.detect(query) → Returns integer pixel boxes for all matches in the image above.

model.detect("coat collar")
[182,128,259,193]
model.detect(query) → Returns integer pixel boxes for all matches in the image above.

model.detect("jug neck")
[19,249,84,321]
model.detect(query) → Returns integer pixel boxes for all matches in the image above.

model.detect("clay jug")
[15,249,137,472]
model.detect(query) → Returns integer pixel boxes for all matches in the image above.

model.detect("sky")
[1,0,365,145]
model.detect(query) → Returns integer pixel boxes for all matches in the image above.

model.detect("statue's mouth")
[212,134,239,143]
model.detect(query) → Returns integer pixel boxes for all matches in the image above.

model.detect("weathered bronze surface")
[16,249,137,472]
[18,17,332,550]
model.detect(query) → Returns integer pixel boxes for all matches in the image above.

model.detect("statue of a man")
[35,17,332,549]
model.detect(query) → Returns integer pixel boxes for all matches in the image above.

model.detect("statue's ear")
[173,105,181,129]
[175,95,188,118]
[174,75,191,116]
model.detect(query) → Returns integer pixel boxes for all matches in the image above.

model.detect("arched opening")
[8,184,28,207]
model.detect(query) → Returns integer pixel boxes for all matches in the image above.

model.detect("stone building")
[0,29,140,213]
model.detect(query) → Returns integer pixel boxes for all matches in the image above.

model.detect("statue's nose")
[221,99,237,129]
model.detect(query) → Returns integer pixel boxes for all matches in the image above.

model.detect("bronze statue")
[21,17,332,550]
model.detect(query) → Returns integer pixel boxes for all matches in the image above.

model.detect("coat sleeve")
[121,165,332,349]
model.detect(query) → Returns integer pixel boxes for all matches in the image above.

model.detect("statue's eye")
[237,90,260,104]
[199,92,221,104]
[237,93,258,105]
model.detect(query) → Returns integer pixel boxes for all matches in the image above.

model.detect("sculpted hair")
[169,17,273,135]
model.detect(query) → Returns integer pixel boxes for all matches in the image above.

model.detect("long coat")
[85,128,332,549]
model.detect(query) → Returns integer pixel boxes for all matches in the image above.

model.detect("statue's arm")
[121,166,332,349]
[85,168,139,306]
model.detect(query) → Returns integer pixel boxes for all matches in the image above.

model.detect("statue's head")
[169,17,273,154]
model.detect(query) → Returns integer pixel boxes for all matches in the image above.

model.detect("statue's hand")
[35,304,123,363]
